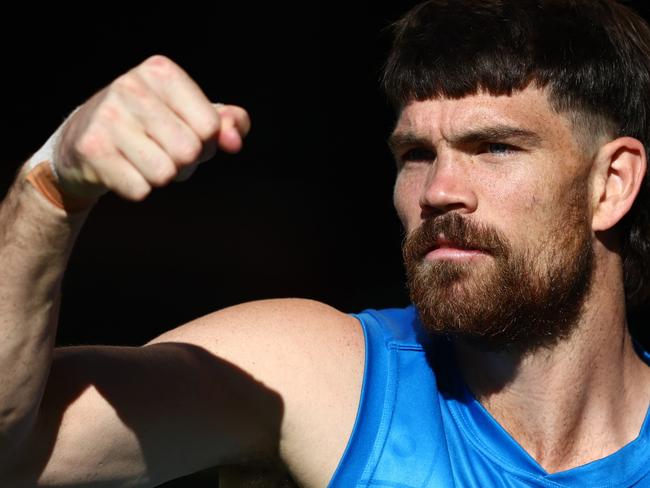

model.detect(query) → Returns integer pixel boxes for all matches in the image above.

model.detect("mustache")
[402,213,510,262]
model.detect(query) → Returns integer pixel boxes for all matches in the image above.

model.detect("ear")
[591,137,647,232]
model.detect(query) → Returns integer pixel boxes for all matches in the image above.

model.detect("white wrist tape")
[27,106,82,179]
[24,106,97,213]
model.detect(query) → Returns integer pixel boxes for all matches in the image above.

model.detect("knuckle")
[95,103,123,124]
[112,74,148,98]
[74,131,108,159]
[140,54,181,81]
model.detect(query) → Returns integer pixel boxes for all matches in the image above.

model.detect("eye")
[485,143,516,155]
[400,147,436,164]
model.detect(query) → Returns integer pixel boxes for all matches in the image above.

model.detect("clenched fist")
[54,55,251,201]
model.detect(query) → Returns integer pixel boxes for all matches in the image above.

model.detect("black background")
[2,2,650,486]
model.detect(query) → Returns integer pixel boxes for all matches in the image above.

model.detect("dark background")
[2,3,412,344]
[2,2,650,486]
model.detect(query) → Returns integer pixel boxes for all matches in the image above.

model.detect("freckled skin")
[392,88,591,255]
[391,87,650,473]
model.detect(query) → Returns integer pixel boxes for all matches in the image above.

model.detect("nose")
[419,155,478,217]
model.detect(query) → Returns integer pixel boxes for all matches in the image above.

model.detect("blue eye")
[487,143,513,155]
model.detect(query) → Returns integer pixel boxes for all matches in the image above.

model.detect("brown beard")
[402,208,594,353]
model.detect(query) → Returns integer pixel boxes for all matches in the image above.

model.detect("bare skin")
[1,55,649,486]
[0,55,364,487]
[391,88,650,473]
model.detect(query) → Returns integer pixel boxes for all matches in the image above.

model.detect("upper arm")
[6,299,364,487]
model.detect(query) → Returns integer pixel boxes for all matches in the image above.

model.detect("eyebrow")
[387,124,543,154]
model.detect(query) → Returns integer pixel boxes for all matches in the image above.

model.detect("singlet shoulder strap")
[329,305,420,486]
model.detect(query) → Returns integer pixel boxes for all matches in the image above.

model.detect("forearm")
[0,163,91,467]
[0,55,251,483]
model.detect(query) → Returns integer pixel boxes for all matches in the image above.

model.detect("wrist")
[24,162,98,214]
[24,108,98,214]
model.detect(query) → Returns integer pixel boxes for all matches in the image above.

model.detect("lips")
[423,235,487,261]
[431,236,482,253]
[403,214,506,266]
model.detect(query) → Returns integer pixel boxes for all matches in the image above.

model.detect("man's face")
[391,88,596,351]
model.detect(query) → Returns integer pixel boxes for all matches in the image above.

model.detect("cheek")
[393,171,423,230]
[494,178,575,250]
[392,162,566,242]
[476,169,554,245]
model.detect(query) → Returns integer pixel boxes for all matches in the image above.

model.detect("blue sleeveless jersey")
[328,306,650,487]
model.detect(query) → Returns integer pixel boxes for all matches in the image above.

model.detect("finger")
[115,82,205,167]
[90,151,152,201]
[215,104,251,137]
[172,105,246,180]
[213,104,251,153]
[216,114,244,153]
[138,56,221,141]
[108,117,178,187]
[173,138,218,183]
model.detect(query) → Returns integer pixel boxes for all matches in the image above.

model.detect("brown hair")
[382,0,650,308]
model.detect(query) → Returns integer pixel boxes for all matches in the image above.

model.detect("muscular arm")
[0,166,90,471]
[7,300,362,487]
[0,56,364,487]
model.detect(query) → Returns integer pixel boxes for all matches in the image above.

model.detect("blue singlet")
[328,306,650,487]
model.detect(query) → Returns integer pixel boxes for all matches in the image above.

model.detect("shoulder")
[150,298,365,485]
[154,298,363,361]
[150,299,365,417]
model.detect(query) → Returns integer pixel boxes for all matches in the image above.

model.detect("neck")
[455,250,650,473]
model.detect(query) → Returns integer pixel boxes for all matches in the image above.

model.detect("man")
[2,0,650,486]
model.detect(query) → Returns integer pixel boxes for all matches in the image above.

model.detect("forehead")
[393,87,576,147]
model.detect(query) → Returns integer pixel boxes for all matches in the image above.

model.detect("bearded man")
[1,1,650,486]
